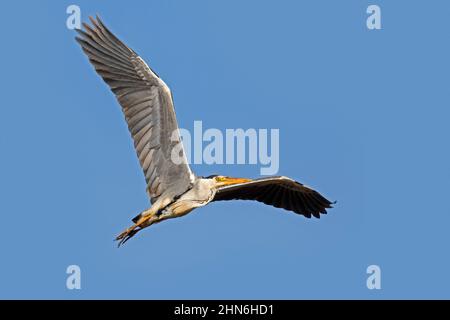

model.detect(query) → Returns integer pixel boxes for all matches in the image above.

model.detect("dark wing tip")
[326,200,336,210]
[304,190,334,219]
[95,14,106,27]
[74,28,85,37]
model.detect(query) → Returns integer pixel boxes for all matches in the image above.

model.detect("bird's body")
[76,17,334,246]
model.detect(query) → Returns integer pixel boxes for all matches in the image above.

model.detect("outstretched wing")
[76,16,194,203]
[213,176,333,218]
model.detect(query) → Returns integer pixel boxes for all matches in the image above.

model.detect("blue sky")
[0,0,449,299]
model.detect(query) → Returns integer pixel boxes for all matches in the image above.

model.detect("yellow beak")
[217,177,252,187]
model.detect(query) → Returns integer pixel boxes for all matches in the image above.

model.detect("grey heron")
[75,17,334,246]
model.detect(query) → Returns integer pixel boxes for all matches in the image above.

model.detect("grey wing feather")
[213,176,333,218]
[76,16,194,203]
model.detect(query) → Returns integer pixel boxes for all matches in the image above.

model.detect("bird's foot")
[115,225,141,247]
[115,214,157,247]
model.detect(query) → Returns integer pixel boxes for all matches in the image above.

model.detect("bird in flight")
[75,16,334,246]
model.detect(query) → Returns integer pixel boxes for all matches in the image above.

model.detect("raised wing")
[213,176,333,218]
[76,16,194,203]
